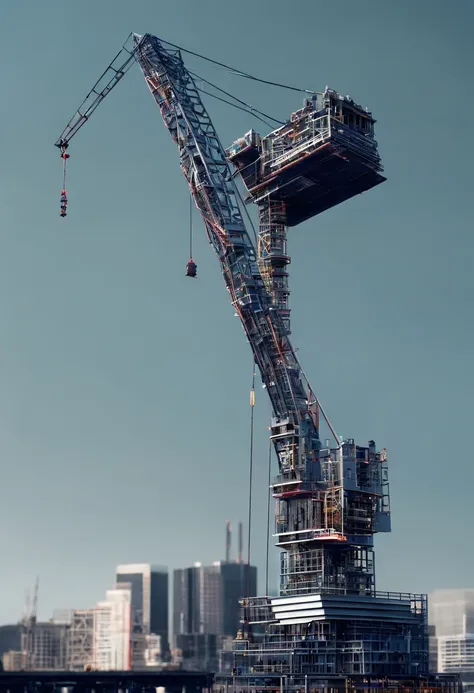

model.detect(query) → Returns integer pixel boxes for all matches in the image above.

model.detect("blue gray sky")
[0,0,472,622]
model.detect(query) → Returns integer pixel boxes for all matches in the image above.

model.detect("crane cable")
[161,38,320,96]
[244,360,256,638]
[247,361,256,582]
[265,437,272,596]
[189,70,284,128]
[59,144,69,218]
[197,87,278,130]
[189,193,193,258]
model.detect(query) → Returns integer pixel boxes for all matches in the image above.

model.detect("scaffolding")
[257,199,291,334]
[20,622,68,671]
[67,610,96,671]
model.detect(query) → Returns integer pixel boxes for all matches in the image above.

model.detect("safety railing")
[241,590,426,607]
[267,115,331,170]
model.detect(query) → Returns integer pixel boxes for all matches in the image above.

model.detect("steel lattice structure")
[132,34,322,487]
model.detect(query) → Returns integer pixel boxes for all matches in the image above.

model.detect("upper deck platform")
[227,89,385,226]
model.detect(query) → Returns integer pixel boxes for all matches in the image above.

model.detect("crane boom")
[132,33,321,478]
[54,40,136,149]
[54,32,329,496]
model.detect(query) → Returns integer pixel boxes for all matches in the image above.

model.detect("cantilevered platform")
[227,89,386,227]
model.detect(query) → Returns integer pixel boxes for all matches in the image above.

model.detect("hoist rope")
[189,193,193,258]
[246,361,256,602]
[265,438,272,596]
[61,147,68,192]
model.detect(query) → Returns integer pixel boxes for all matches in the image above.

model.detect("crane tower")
[55,33,458,693]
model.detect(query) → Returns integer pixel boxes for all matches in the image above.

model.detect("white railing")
[267,114,330,169]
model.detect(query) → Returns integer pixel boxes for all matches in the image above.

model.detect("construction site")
[48,32,460,693]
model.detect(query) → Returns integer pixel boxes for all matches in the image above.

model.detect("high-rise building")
[95,586,132,671]
[173,562,257,642]
[429,589,474,691]
[67,573,167,672]
[116,564,169,653]
[173,523,257,672]
[174,522,256,646]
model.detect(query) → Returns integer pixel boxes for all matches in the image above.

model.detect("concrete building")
[429,589,474,691]
[94,586,132,671]
[143,633,162,668]
[2,650,22,671]
[67,573,167,672]
[0,621,67,671]
[19,622,68,670]
[116,564,169,654]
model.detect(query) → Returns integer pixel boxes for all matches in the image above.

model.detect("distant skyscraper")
[429,589,474,691]
[95,586,132,671]
[116,564,169,652]
[173,522,256,646]
[174,563,222,637]
[173,560,257,671]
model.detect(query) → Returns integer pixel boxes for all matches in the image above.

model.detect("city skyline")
[0,549,258,672]
[2,575,472,674]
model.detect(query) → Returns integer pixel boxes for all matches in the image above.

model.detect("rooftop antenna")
[238,522,243,564]
[225,521,232,563]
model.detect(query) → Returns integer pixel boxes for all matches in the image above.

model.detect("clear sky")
[0,0,472,623]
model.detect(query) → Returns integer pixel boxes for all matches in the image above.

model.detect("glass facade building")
[116,564,169,654]
[430,589,474,691]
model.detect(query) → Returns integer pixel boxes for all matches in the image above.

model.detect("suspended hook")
[186,191,197,277]
[186,258,197,278]
[59,141,70,218]
[60,189,68,218]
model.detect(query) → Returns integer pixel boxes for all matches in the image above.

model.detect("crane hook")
[186,258,197,278]
[186,192,197,277]
[59,141,70,218]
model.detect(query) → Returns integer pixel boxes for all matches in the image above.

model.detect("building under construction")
[55,33,459,693]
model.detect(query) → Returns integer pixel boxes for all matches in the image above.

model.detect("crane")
[22,577,39,670]
[56,33,388,599]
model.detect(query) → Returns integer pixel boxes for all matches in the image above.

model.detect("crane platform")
[227,89,386,226]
